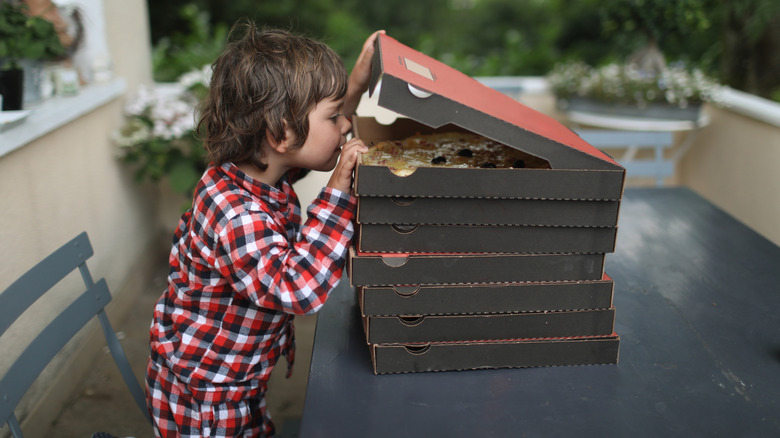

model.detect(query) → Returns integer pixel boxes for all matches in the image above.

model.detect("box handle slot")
[390,197,415,206]
[391,224,418,234]
[398,315,425,327]
[381,255,409,267]
[392,285,420,297]
[404,344,431,355]
[408,83,433,99]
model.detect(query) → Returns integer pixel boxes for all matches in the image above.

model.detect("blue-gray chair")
[0,232,152,437]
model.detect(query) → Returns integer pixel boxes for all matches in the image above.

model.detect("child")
[146,22,384,437]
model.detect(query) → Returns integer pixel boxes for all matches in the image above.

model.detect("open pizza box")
[353,34,625,207]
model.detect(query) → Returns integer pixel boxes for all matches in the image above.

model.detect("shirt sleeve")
[215,187,356,315]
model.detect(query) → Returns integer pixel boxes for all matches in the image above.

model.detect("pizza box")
[369,335,620,374]
[362,308,615,344]
[358,273,614,317]
[353,34,625,201]
[356,195,620,228]
[357,223,617,254]
[348,247,604,287]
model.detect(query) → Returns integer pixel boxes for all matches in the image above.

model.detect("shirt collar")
[219,162,292,206]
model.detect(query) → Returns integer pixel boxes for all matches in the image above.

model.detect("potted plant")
[547,60,723,121]
[0,0,66,110]
[114,65,212,207]
[547,0,726,121]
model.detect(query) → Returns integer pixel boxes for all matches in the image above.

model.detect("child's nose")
[341,116,352,134]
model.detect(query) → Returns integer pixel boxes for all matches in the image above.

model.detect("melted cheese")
[361,132,549,176]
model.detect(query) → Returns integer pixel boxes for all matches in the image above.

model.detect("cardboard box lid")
[368,34,622,172]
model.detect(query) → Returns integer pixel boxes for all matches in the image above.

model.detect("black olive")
[512,159,526,168]
[431,156,447,164]
[480,162,496,168]
[457,148,473,157]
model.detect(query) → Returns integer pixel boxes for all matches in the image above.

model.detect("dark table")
[299,187,780,437]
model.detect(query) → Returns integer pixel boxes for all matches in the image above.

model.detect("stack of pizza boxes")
[349,34,624,374]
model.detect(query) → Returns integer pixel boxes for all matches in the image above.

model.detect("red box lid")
[369,34,621,171]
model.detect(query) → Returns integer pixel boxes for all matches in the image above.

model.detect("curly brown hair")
[197,21,348,170]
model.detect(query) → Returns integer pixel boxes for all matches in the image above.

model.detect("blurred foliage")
[114,69,211,199]
[130,0,778,200]
[718,0,780,100]
[0,1,67,70]
[150,3,228,82]
[146,0,779,99]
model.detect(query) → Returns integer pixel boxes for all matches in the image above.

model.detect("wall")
[679,104,780,246]
[0,1,156,437]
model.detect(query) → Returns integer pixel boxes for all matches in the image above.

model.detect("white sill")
[0,77,127,158]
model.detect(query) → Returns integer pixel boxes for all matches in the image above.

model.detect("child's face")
[288,97,352,172]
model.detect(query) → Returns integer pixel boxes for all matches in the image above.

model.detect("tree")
[719,0,780,99]
[599,0,716,73]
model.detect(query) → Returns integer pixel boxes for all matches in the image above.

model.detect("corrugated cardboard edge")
[358,274,615,316]
[370,334,621,374]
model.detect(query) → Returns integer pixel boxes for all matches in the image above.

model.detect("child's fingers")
[356,30,385,66]
[351,30,386,88]
[327,139,368,192]
[343,138,369,154]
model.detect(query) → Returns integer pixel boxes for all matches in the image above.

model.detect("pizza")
[360,131,550,176]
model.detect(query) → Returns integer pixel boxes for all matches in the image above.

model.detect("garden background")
[147,0,780,102]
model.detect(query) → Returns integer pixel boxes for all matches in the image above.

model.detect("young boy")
[146,22,384,437]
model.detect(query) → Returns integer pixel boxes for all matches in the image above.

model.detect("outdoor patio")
[3,78,778,438]
[2,2,779,437]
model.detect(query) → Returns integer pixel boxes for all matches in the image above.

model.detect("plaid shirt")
[149,162,356,405]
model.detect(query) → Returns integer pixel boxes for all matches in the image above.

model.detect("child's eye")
[330,113,342,123]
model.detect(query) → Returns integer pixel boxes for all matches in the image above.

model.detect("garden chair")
[0,232,152,437]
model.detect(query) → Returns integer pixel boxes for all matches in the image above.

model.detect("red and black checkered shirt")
[149,162,356,405]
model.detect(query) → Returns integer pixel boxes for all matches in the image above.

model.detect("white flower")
[124,85,155,116]
[547,60,722,108]
[178,64,212,90]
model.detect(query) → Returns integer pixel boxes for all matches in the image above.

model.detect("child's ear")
[265,122,296,153]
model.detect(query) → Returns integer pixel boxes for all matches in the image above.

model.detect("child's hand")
[327,138,369,193]
[344,30,386,118]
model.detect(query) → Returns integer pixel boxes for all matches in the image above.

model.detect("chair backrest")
[0,232,151,437]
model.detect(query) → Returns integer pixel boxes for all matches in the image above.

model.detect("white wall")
[0,1,157,436]
[680,103,780,246]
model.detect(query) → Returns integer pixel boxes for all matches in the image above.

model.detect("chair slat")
[577,130,673,147]
[1,232,152,435]
[0,232,93,336]
[0,279,110,423]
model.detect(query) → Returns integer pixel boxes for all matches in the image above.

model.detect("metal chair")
[0,232,152,437]
[575,129,675,187]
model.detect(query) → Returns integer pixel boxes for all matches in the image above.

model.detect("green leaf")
[168,161,200,195]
